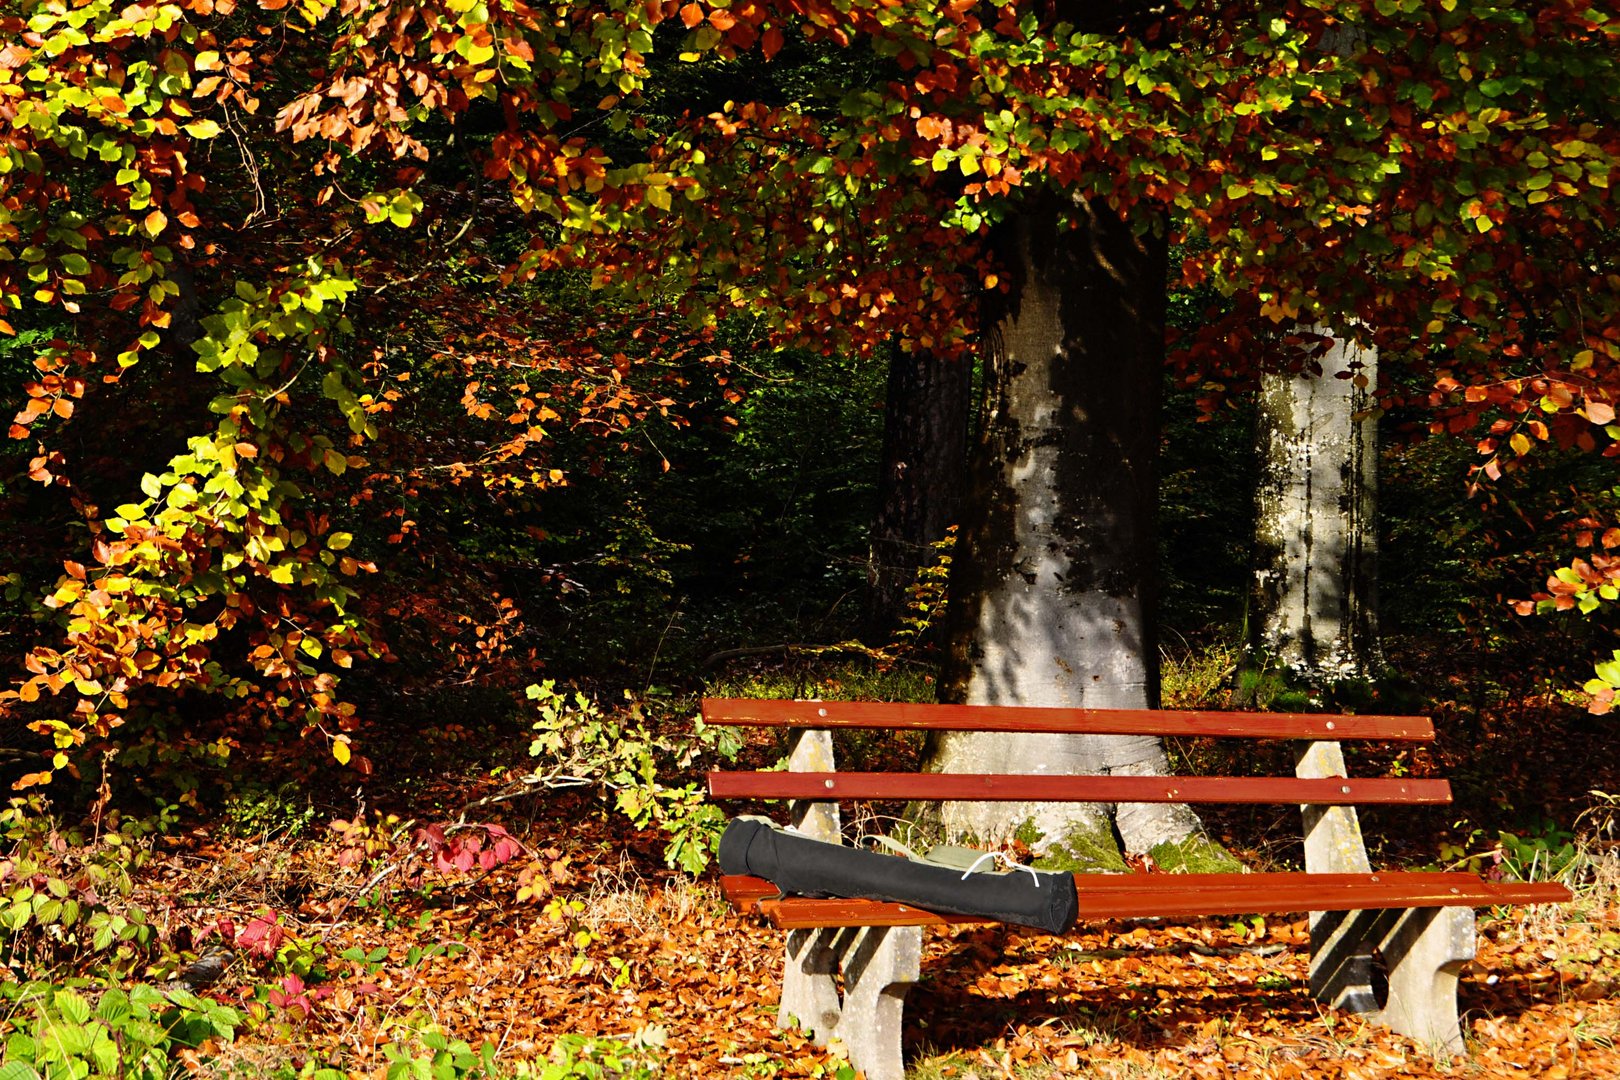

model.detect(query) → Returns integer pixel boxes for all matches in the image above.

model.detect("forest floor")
[113,773,1619,1080]
[8,650,1620,1078]
[159,817,1619,1080]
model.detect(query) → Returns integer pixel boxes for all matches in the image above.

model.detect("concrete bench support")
[1298,740,1475,1054]
[776,729,921,1080]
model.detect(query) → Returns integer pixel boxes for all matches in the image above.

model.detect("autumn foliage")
[0,0,1617,791]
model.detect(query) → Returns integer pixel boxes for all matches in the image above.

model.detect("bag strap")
[864,834,927,861]
[861,834,1022,877]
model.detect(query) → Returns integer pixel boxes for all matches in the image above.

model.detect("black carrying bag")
[718,817,1078,935]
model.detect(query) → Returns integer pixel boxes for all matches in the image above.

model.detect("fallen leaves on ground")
[147,814,1618,1080]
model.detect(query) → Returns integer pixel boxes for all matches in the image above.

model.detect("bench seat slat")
[719,874,1572,928]
[702,698,1433,741]
[720,870,1499,906]
[709,772,1451,805]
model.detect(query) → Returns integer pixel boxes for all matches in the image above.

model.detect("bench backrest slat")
[701,698,1433,741]
[708,771,1451,805]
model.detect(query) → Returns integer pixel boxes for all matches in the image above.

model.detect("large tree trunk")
[1251,327,1382,683]
[866,346,970,637]
[926,193,1202,863]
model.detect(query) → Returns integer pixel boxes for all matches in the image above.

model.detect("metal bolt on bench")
[702,697,1572,1080]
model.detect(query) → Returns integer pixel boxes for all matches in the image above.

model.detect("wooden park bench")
[702,697,1572,1080]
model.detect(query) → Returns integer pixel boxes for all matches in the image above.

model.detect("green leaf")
[327,532,353,550]
[184,119,222,139]
[387,193,421,228]
[95,989,131,1026]
[54,989,92,1025]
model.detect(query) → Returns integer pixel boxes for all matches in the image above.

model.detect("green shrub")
[512,1029,665,1079]
[0,983,239,1080]
[525,684,733,873]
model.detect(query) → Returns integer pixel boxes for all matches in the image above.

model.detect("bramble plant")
[512,1028,668,1080]
[0,983,241,1080]
[524,682,731,872]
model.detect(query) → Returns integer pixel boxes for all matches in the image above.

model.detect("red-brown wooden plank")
[719,870,1501,913]
[709,771,1451,805]
[750,878,1572,928]
[702,697,1433,741]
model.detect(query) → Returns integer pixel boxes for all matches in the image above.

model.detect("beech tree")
[3,0,1618,793]
[1251,326,1383,685]
[929,194,1208,864]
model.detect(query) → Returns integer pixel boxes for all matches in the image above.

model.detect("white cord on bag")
[959,850,1042,885]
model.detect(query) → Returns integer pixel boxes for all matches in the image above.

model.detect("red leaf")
[761,25,784,59]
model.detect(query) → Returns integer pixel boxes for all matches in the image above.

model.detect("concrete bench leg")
[774,727,923,1079]
[1375,905,1474,1055]
[781,928,843,1042]
[1306,904,1474,1053]
[831,925,923,1080]
[779,925,923,1080]
[1307,906,1382,1013]
[1297,740,1474,1055]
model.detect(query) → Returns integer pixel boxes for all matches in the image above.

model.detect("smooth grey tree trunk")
[928,193,1202,861]
[1251,327,1382,682]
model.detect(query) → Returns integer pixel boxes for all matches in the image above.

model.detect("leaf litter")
[124,796,1617,1080]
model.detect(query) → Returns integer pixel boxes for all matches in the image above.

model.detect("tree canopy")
[3,0,1619,786]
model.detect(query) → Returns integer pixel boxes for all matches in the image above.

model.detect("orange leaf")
[761,25,783,58]
[52,398,73,419]
[679,2,703,27]
[1586,400,1615,425]
[709,8,736,30]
